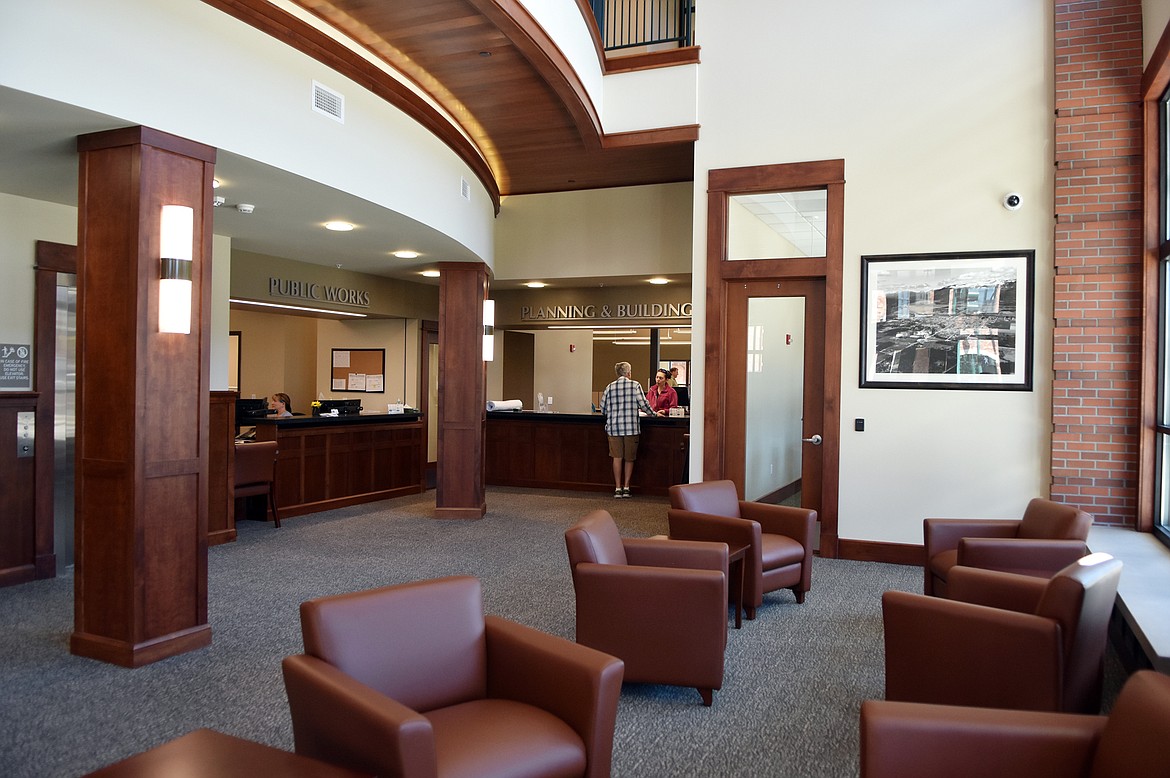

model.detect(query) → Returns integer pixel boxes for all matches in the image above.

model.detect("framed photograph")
[860,250,1034,390]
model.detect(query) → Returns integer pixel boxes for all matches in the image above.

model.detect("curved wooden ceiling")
[203,0,697,210]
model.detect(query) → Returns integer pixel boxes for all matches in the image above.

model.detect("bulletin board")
[330,348,386,393]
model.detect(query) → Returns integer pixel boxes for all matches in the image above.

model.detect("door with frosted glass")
[724,279,824,519]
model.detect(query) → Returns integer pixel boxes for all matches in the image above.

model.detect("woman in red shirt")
[646,369,678,415]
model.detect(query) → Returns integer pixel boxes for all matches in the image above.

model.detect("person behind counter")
[668,366,680,387]
[269,392,293,418]
[647,369,678,416]
[600,361,655,499]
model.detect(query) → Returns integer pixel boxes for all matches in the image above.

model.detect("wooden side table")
[727,544,749,629]
[84,729,370,777]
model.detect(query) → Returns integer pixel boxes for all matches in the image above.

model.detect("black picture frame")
[860,250,1035,390]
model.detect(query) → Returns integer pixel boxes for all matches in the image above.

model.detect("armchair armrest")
[947,565,1049,612]
[882,590,1063,711]
[623,536,729,575]
[282,654,437,778]
[860,699,1105,778]
[957,538,1089,578]
[739,502,816,547]
[485,616,624,778]
[666,509,759,551]
[924,518,1021,556]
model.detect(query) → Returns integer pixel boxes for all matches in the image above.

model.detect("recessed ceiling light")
[648,277,669,285]
[324,221,354,232]
[421,270,441,278]
[525,281,547,288]
[392,250,420,259]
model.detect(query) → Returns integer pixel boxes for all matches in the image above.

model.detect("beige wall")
[494,182,693,283]
[0,193,76,356]
[230,308,318,413]
[231,250,439,320]
[316,317,413,408]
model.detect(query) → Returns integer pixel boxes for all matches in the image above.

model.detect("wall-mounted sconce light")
[159,204,194,334]
[483,298,495,362]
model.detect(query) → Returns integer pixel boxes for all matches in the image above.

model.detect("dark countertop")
[253,411,422,430]
[487,410,689,427]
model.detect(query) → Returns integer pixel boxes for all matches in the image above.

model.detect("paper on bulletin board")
[348,373,367,391]
[366,374,384,392]
[332,378,345,391]
[333,350,351,368]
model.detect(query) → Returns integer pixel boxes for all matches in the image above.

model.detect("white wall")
[693,0,1054,543]
[0,0,495,265]
[210,235,232,391]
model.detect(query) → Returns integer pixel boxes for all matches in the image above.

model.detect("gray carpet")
[0,487,1092,777]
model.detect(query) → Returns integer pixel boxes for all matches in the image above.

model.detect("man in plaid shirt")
[600,361,654,498]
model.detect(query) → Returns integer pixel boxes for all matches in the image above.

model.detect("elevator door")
[54,272,76,572]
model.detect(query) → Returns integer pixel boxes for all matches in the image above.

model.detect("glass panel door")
[744,297,806,503]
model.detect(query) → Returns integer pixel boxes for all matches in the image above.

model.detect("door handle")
[802,434,822,446]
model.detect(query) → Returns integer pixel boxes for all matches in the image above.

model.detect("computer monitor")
[237,397,273,428]
[674,385,689,407]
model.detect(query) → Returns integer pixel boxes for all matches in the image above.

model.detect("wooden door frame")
[704,160,844,557]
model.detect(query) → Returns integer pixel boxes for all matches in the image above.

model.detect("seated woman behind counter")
[269,392,294,418]
[646,369,678,416]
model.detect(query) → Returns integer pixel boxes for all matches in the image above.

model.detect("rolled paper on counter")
[487,399,524,411]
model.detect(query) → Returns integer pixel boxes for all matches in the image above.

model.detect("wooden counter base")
[486,411,688,496]
[254,413,425,518]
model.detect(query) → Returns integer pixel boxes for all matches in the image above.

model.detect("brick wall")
[1052,0,1144,525]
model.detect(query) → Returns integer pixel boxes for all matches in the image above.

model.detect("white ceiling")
[0,86,478,284]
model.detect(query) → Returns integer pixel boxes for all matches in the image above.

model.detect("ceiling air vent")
[460,177,471,201]
[312,81,344,123]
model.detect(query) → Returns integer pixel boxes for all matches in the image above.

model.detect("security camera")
[212,195,225,207]
[236,203,255,214]
[1002,192,1022,211]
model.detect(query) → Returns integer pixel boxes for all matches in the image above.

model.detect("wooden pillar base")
[70,625,212,669]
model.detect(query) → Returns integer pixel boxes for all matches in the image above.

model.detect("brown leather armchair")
[924,497,1091,597]
[861,670,1170,778]
[667,479,815,616]
[282,576,625,778]
[234,440,280,527]
[883,553,1122,714]
[565,509,728,706]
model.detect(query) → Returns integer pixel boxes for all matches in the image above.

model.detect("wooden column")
[71,127,216,667]
[435,263,488,518]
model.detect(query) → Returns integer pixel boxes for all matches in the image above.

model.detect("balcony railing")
[591,0,694,52]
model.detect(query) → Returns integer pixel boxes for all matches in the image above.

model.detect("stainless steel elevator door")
[54,272,76,572]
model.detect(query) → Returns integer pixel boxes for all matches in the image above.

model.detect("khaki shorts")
[607,434,639,460]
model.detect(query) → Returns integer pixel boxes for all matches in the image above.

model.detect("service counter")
[253,412,425,518]
[485,411,689,496]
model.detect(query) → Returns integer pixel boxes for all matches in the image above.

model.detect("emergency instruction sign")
[0,344,32,389]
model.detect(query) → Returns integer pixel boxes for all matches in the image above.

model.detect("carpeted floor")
[0,487,1115,777]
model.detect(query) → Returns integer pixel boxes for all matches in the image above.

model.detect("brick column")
[1052,1,1144,525]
